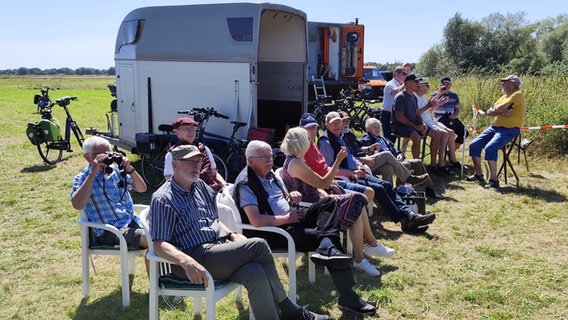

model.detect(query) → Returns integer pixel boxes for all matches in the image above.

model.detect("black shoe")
[449,161,462,169]
[425,186,445,200]
[465,173,484,182]
[437,165,452,175]
[483,179,500,189]
[402,212,436,230]
[338,298,376,316]
[427,165,446,177]
[406,173,429,186]
[401,224,430,234]
[288,306,331,320]
[310,245,353,269]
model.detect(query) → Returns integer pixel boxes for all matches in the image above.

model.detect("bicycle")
[139,124,178,187]
[27,92,85,165]
[177,107,248,181]
[337,89,381,132]
[311,94,339,129]
[33,86,54,114]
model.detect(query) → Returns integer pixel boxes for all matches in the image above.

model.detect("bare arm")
[288,148,346,189]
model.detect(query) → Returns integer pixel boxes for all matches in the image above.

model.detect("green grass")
[1,76,567,319]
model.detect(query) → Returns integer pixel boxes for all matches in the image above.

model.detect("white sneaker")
[353,258,380,276]
[364,242,396,257]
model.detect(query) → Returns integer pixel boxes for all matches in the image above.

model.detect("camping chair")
[78,204,148,308]
[217,184,311,296]
[139,207,247,320]
[498,133,528,185]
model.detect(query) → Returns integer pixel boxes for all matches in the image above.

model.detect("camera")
[440,85,447,91]
[102,152,123,174]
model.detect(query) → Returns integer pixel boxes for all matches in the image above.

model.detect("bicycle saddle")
[230,121,247,128]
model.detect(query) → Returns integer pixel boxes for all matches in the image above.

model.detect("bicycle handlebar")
[55,96,78,106]
[177,107,229,119]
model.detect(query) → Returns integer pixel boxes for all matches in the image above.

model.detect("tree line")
[0,67,115,76]
[371,12,568,78]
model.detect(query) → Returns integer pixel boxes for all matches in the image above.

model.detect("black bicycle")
[139,124,178,187]
[33,86,54,114]
[337,89,381,132]
[27,92,85,164]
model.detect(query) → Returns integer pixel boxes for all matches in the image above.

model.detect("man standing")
[150,145,329,319]
[71,136,148,251]
[431,76,467,163]
[380,66,407,142]
[467,75,526,189]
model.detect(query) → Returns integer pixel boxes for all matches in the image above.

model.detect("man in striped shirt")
[149,144,329,320]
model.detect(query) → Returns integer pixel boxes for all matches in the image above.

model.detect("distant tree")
[415,44,456,77]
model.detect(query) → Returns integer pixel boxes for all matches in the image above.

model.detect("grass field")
[0,76,567,320]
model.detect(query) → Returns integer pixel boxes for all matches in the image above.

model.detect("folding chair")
[139,207,246,320]
[78,204,148,308]
[497,133,522,185]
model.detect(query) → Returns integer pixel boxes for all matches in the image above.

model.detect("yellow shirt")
[492,91,526,128]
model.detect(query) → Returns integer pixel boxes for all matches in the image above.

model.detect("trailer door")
[341,24,364,81]
[116,63,137,145]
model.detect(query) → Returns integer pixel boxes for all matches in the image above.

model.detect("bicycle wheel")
[141,151,166,187]
[71,121,85,148]
[212,152,228,182]
[37,140,63,165]
[225,149,246,181]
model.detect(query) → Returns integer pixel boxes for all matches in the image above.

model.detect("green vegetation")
[1,76,567,319]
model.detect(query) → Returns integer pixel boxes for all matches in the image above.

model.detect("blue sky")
[2,0,567,69]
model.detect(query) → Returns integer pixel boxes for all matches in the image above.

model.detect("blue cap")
[299,113,318,128]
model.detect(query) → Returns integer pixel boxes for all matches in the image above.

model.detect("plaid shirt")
[71,164,138,237]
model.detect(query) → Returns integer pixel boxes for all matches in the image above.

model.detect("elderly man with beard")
[150,145,329,320]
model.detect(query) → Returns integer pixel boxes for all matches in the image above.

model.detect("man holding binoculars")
[71,136,148,249]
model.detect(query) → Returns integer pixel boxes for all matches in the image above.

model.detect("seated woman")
[280,127,395,277]
[415,79,459,175]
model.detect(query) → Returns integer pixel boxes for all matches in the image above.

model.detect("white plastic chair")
[78,204,148,308]
[217,184,314,298]
[139,207,246,320]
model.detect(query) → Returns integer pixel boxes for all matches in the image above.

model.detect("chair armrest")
[236,223,296,254]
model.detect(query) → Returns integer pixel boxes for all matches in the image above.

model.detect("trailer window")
[118,20,144,45]
[227,17,253,42]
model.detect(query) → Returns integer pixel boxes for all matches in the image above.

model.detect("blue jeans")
[340,174,413,223]
[469,126,520,161]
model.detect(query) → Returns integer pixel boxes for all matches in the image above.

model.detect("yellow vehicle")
[358,65,387,100]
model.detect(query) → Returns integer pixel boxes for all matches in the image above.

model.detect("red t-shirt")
[304,143,329,177]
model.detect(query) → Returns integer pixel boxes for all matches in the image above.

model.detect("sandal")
[466,173,484,182]
[484,179,500,189]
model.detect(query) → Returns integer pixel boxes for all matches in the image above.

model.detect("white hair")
[246,140,271,159]
[82,136,111,154]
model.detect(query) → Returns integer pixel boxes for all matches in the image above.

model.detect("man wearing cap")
[318,111,437,233]
[338,111,430,189]
[380,66,407,142]
[466,75,526,189]
[391,73,430,159]
[150,145,330,320]
[164,117,226,192]
[430,76,466,167]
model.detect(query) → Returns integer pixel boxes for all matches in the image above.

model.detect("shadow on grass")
[21,164,58,173]
[73,287,252,320]
[73,289,149,320]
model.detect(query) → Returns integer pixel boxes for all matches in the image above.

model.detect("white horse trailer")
[111,3,308,152]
